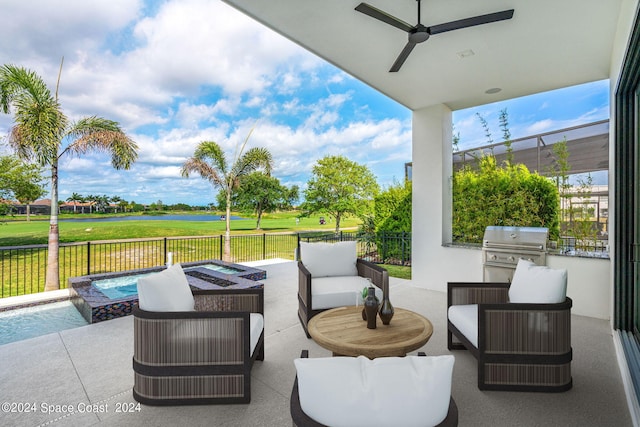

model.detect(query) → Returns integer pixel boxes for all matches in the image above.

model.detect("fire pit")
[69,260,266,323]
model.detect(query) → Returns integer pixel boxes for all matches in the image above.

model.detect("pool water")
[0,301,89,345]
[91,264,243,299]
[91,273,154,299]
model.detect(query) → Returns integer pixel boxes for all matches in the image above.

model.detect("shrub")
[372,181,412,262]
[374,181,411,233]
[452,155,559,243]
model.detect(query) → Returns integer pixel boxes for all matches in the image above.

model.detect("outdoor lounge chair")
[297,241,388,337]
[290,350,458,427]
[132,264,264,405]
[447,259,572,392]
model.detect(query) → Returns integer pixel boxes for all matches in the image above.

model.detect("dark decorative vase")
[364,286,378,329]
[379,291,394,325]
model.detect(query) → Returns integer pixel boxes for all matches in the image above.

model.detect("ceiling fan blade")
[355,3,414,33]
[428,9,514,35]
[390,41,417,72]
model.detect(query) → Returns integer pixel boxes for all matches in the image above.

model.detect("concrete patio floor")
[0,260,632,426]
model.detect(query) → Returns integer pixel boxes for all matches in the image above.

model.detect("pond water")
[61,214,246,222]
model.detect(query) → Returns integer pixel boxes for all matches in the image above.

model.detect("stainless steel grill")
[482,226,548,282]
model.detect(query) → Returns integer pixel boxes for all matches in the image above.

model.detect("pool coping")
[0,289,71,313]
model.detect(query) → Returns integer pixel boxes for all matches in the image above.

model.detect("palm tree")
[181,128,272,261]
[111,195,128,213]
[0,62,138,291]
[67,192,83,214]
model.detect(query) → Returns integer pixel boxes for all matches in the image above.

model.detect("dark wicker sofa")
[133,287,264,405]
[447,281,572,392]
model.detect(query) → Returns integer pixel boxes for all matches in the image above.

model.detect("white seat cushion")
[249,313,264,355]
[509,259,568,304]
[294,355,455,427]
[300,241,358,277]
[137,263,195,311]
[448,304,478,348]
[311,276,382,310]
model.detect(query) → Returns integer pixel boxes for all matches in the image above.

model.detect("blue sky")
[0,0,609,205]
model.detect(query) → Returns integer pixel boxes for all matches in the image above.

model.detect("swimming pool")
[0,300,88,346]
[91,264,244,299]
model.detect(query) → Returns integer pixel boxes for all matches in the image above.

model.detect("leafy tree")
[13,175,46,221]
[171,203,191,211]
[181,128,272,261]
[0,202,12,216]
[131,202,145,212]
[0,62,138,290]
[0,155,46,220]
[282,184,300,209]
[234,172,286,229]
[301,155,379,233]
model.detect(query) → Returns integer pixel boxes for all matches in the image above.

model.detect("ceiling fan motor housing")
[410,25,430,43]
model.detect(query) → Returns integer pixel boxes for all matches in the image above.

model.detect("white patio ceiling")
[221,0,623,111]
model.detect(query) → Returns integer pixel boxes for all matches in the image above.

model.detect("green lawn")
[384,264,412,280]
[0,211,360,246]
[0,211,411,292]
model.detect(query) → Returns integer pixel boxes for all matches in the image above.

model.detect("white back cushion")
[509,259,567,304]
[294,355,454,427]
[300,241,358,277]
[137,263,195,311]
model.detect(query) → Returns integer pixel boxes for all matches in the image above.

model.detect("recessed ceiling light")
[485,87,502,94]
[456,49,475,59]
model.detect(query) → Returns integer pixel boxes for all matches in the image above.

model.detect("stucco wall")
[548,255,611,319]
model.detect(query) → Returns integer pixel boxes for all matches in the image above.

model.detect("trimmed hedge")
[374,181,411,233]
[373,181,411,262]
[452,156,559,243]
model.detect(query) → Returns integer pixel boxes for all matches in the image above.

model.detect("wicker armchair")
[133,288,264,405]
[447,282,572,392]
[290,350,458,427]
[298,258,388,338]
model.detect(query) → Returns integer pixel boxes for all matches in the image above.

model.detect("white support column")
[412,105,482,291]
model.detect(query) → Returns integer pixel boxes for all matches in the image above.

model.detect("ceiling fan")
[355,1,514,72]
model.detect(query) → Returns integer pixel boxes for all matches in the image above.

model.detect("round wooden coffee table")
[307,306,433,358]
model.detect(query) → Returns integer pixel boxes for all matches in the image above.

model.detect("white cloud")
[525,119,555,134]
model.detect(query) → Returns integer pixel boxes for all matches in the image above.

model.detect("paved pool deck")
[0,260,632,426]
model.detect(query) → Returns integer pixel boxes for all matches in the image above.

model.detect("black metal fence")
[299,231,412,265]
[0,232,411,297]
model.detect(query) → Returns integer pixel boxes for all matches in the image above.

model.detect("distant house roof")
[60,201,95,207]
